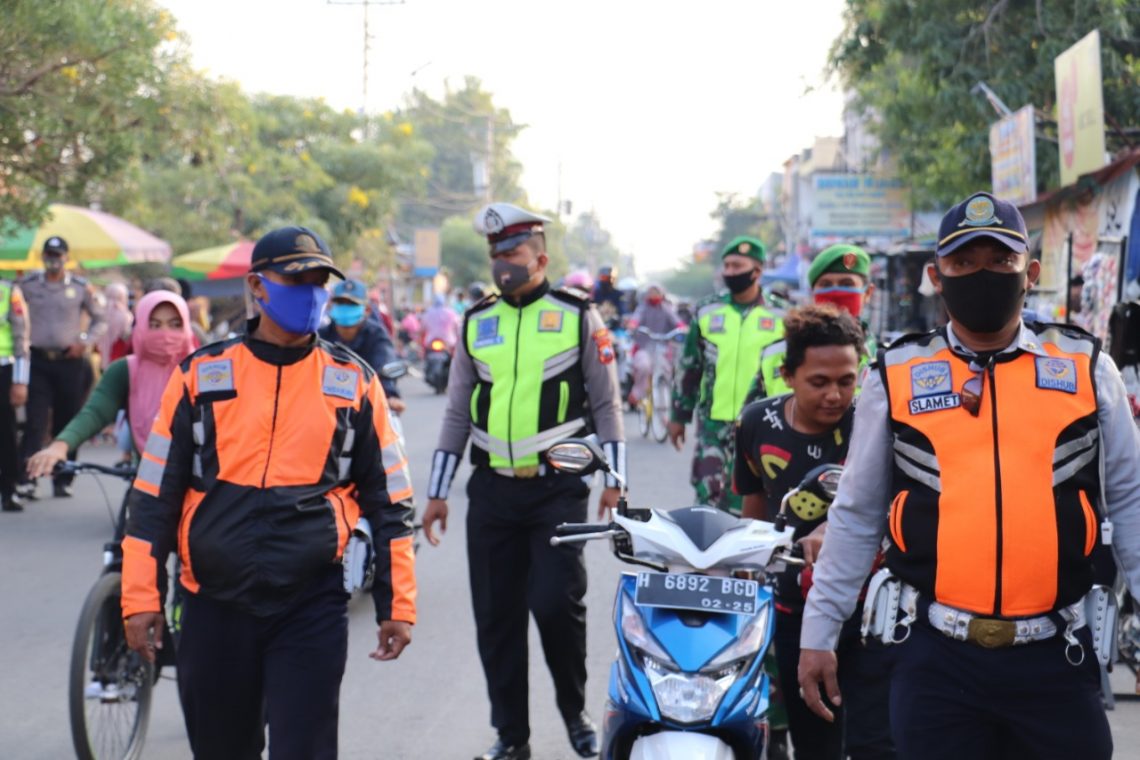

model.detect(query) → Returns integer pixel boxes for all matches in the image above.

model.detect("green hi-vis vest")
[0,283,13,358]
[759,330,878,398]
[697,300,783,421]
[466,289,589,469]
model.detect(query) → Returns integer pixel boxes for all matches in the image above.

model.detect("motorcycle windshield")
[656,506,746,552]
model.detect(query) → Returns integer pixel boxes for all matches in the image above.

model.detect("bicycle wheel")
[637,395,652,438]
[651,375,671,443]
[69,571,154,760]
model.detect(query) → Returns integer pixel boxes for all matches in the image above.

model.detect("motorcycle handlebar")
[54,461,138,481]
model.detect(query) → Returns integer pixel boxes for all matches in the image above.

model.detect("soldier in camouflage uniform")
[743,243,878,406]
[668,236,783,515]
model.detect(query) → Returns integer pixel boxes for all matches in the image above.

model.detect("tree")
[105,85,432,258]
[662,259,718,300]
[397,78,527,230]
[830,0,1140,206]
[0,0,177,227]
[440,215,490,287]
[563,211,621,273]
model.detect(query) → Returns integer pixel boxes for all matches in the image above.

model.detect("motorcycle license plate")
[634,572,758,615]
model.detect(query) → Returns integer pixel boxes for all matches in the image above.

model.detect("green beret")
[807,244,870,286]
[721,235,766,263]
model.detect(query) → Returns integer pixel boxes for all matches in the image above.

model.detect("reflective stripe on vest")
[881,326,1099,617]
[0,284,12,358]
[466,294,585,469]
[697,301,782,421]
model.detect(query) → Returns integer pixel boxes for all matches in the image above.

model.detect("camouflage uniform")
[670,292,783,515]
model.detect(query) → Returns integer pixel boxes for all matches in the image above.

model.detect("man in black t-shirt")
[734,304,894,760]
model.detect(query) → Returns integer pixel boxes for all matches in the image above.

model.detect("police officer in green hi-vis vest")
[668,236,784,515]
[421,203,625,760]
[0,279,30,512]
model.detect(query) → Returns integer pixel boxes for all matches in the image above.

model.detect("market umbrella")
[0,204,171,271]
[170,241,255,281]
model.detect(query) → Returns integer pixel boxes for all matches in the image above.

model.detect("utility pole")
[327,0,406,124]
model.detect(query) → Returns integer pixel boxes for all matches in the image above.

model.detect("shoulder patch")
[555,285,590,302]
[593,328,615,364]
[1035,357,1078,393]
[197,359,234,393]
[322,365,359,400]
[469,293,500,313]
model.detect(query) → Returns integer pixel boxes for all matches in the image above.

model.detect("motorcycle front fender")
[629,731,735,760]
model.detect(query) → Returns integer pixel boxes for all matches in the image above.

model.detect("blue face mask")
[256,275,329,335]
[329,302,366,327]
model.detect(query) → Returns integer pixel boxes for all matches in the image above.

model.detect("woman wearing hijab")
[26,291,197,478]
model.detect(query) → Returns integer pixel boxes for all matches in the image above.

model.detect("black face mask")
[723,268,758,295]
[938,268,1027,334]
[492,258,534,295]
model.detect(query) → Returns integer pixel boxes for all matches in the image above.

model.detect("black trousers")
[774,608,896,760]
[0,364,18,498]
[890,622,1110,760]
[466,467,590,746]
[176,567,350,760]
[20,352,84,485]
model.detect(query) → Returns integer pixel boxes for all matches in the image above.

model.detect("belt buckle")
[512,465,539,479]
[967,617,1016,648]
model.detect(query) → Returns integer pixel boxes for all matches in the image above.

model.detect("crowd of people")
[5,190,1140,760]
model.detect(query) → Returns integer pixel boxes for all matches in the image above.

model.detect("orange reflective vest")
[880,324,1100,617]
[121,330,416,622]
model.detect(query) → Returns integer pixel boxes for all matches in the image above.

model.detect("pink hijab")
[127,291,196,454]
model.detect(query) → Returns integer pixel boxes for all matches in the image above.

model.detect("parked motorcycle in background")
[423,338,452,394]
[546,438,838,759]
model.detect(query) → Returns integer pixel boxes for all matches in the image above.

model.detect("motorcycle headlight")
[643,654,740,724]
[619,592,673,665]
[702,603,770,672]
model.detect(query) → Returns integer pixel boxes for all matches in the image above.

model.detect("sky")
[157,0,850,273]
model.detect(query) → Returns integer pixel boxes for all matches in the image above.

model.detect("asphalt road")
[1,381,1137,759]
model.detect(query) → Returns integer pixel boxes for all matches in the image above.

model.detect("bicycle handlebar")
[54,461,138,481]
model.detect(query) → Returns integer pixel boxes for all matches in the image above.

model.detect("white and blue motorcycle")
[547,439,838,759]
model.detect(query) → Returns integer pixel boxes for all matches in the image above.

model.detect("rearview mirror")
[379,361,408,380]
[799,464,843,501]
[546,438,610,476]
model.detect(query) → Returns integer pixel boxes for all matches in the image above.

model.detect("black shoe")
[53,482,73,498]
[768,728,790,760]
[474,739,531,760]
[565,712,599,758]
[15,482,36,501]
[2,494,22,512]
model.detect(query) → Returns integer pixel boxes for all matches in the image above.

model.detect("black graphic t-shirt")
[733,393,854,609]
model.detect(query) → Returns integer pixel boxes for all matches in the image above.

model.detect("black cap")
[250,226,344,278]
[936,192,1028,257]
[43,236,68,255]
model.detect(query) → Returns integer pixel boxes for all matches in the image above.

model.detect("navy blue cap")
[250,226,344,278]
[936,192,1028,257]
[331,278,367,303]
[43,236,68,254]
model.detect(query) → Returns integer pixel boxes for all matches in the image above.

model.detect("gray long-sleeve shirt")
[802,321,1140,651]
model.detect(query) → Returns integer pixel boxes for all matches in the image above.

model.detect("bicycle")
[62,461,171,760]
[633,326,685,443]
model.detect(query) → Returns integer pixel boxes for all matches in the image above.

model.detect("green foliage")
[440,215,490,287]
[563,211,621,271]
[105,85,433,258]
[663,259,718,300]
[0,0,176,227]
[397,78,527,230]
[831,0,1140,206]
